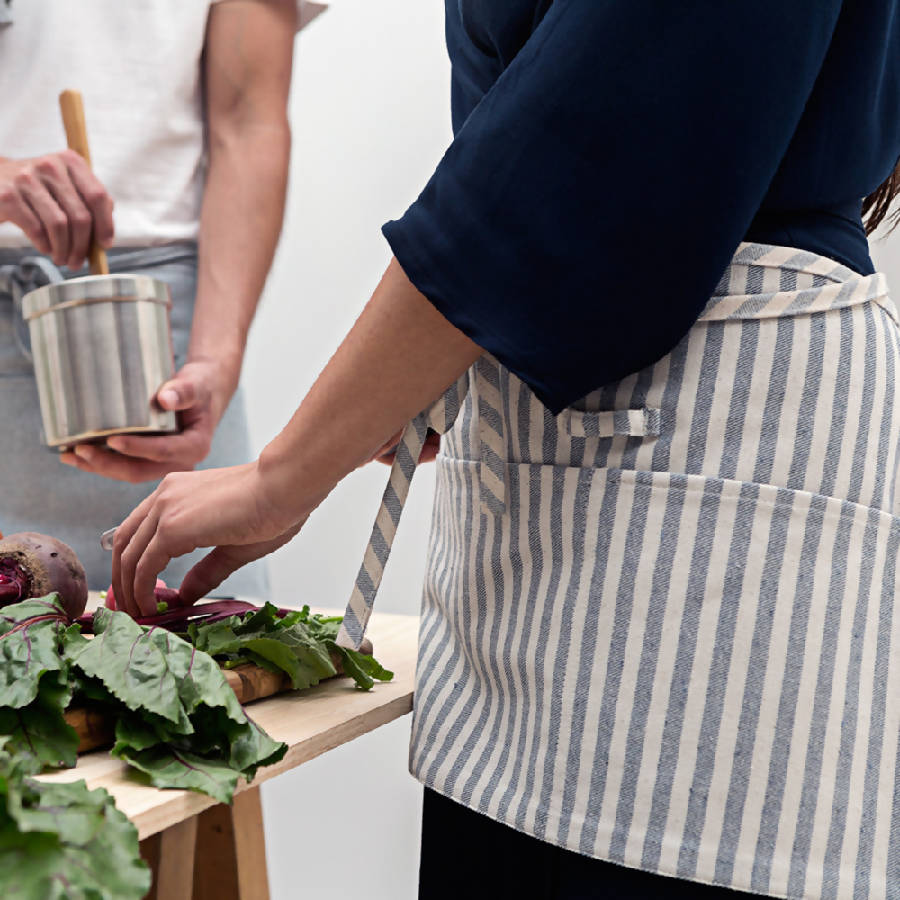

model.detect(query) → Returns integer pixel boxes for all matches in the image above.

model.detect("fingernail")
[158,388,179,409]
[106,437,124,452]
[74,445,95,461]
[59,455,75,466]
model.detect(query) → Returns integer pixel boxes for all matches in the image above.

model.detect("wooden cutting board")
[65,639,372,754]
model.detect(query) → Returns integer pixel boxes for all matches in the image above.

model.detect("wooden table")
[37,608,419,900]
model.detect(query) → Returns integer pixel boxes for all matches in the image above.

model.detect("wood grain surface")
[192,787,269,900]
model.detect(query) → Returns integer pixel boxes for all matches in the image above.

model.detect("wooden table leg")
[140,815,199,900]
[193,786,270,900]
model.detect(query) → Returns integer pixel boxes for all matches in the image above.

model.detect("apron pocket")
[422,456,900,888]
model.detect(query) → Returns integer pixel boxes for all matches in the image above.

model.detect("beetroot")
[0,532,88,619]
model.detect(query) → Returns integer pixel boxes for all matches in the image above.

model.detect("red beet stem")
[75,599,260,633]
[153,587,184,607]
[133,599,257,628]
[0,612,66,641]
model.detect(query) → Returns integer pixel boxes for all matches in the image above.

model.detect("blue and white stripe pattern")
[411,243,900,898]
[0,255,63,361]
[337,375,468,649]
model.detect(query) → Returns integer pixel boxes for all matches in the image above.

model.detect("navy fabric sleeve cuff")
[383,0,843,414]
[385,215,603,415]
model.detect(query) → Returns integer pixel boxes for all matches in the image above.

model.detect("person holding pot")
[111,0,900,896]
[0,0,299,592]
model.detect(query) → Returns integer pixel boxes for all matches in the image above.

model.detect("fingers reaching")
[179,525,303,605]
[132,536,174,616]
[110,493,159,617]
[375,429,441,465]
[107,462,306,620]
[177,546,255,606]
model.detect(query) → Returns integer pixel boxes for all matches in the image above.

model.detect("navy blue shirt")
[383,0,900,413]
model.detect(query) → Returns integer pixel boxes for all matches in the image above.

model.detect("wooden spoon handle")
[58,89,109,276]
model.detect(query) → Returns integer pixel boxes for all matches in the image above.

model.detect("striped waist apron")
[343,242,900,899]
[410,242,900,899]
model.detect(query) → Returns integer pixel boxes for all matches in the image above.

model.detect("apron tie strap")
[475,357,507,516]
[0,256,64,362]
[0,245,195,366]
[336,372,469,649]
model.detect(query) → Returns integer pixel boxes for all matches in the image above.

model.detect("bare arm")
[189,0,296,387]
[257,259,483,514]
[64,0,296,481]
[111,259,483,616]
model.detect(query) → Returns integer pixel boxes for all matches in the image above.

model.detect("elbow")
[208,111,291,162]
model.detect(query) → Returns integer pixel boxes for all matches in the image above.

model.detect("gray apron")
[346,242,900,898]
[0,244,268,597]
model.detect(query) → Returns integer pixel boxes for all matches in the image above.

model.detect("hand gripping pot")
[21,273,179,450]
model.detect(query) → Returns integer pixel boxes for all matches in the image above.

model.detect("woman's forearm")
[257,258,482,519]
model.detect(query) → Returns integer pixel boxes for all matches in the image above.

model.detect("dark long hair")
[864,159,900,234]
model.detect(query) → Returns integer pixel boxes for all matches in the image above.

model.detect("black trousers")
[419,788,767,899]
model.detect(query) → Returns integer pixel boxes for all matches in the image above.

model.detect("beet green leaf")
[189,603,392,691]
[0,741,150,899]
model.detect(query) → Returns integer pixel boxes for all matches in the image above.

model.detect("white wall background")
[243,2,450,898]
[872,235,900,297]
[244,3,900,897]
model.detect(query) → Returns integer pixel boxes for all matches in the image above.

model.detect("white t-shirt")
[0,1,303,248]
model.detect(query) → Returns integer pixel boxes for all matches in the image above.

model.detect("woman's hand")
[60,359,236,483]
[110,460,306,617]
[371,429,441,465]
[0,151,114,268]
[111,258,481,618]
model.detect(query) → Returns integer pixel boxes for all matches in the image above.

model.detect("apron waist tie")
[0,242,198,365]
[475,357,507,517]
[0,256,65,362]
[337,373,469,649]
[335,360,664,649]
